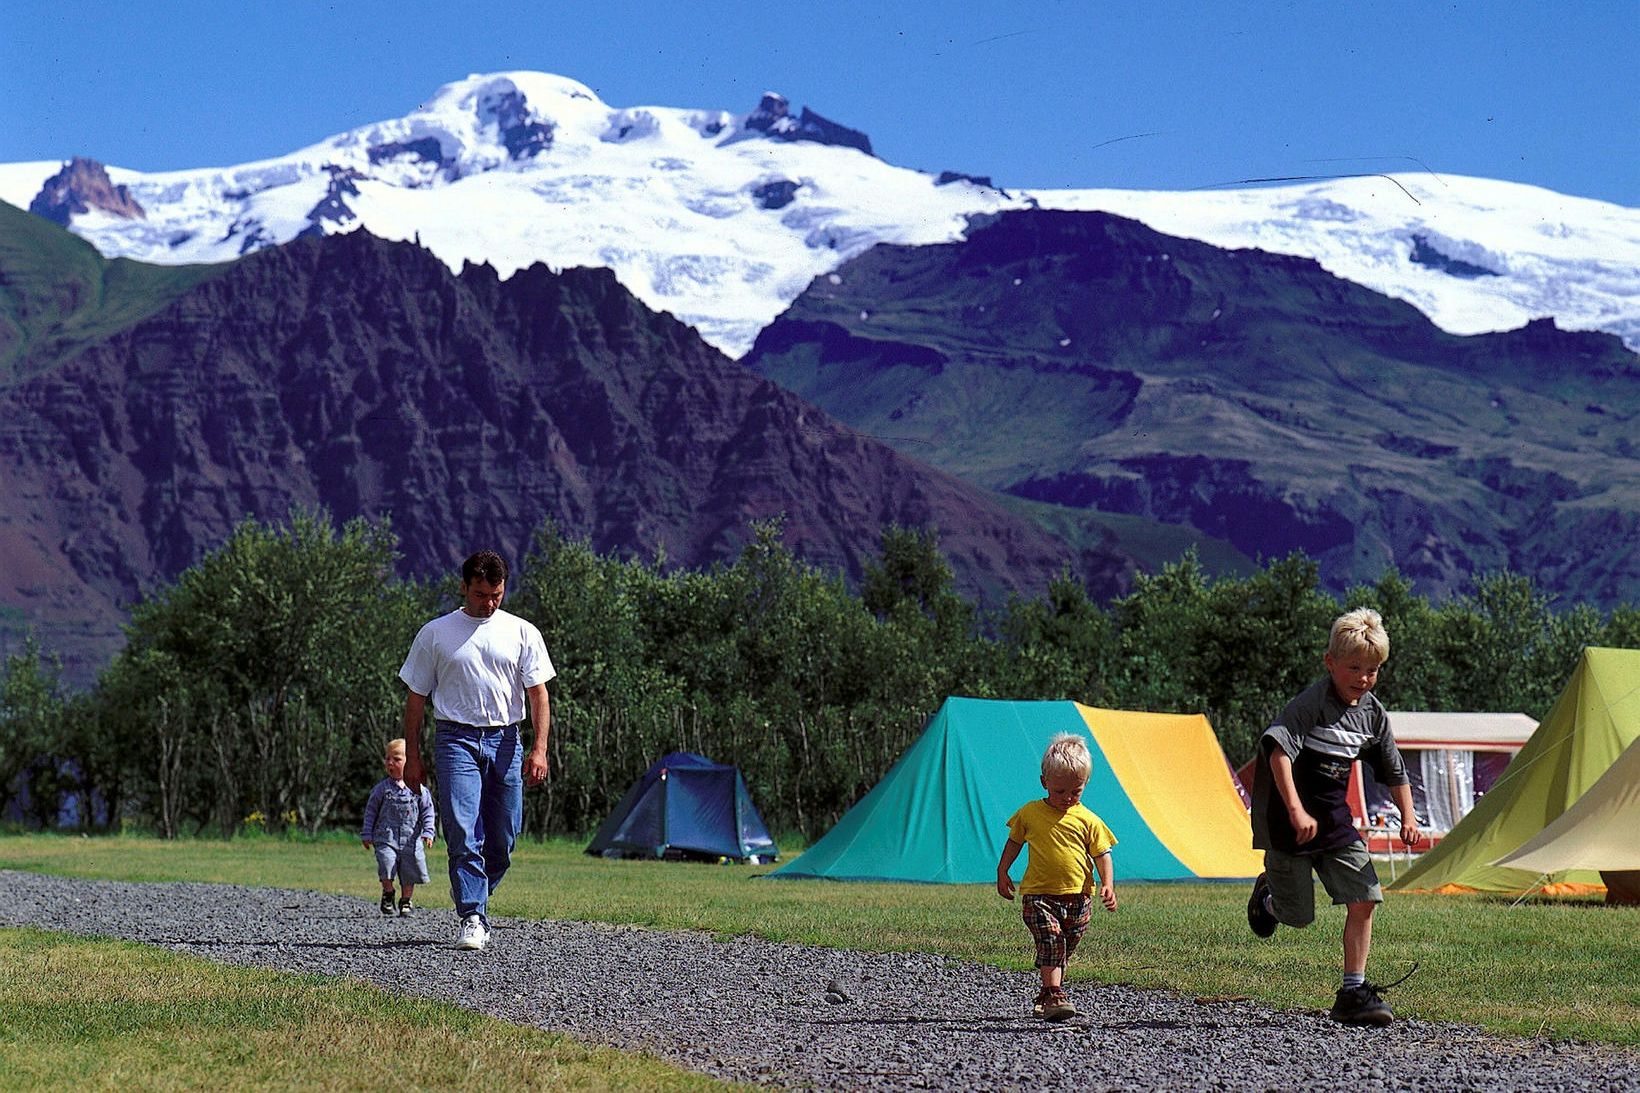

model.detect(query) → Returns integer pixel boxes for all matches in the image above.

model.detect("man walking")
[401,550,553,951]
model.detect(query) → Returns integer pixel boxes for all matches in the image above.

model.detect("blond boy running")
[1246,608,1422,1025]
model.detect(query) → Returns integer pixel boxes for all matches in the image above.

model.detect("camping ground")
[1,833,1636,1055]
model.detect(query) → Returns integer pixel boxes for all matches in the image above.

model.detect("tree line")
[2,510,1635,840]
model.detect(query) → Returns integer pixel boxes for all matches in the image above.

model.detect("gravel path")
[3,871,1636,1091]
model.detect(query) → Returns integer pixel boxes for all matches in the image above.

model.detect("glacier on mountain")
[0,70,1636,358]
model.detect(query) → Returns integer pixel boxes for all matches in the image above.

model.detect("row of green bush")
[2,510,1635,840]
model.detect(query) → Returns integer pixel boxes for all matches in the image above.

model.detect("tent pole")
[659,770,668,859]
[734,774,746,860]
[1509,874,1551,908]
[1393,819,1404,882]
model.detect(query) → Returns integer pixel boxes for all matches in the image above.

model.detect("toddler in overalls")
[361,738,437,915]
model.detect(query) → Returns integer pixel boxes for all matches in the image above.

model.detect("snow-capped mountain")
[2,70,1636,357]
[1034,176,1640,358]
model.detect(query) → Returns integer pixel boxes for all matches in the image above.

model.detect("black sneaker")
[1330,963,1417,1027]
[1246,872,1277,938]
[379,891,396,915]
[398,896,414,917]
[1330,983,1393,1026]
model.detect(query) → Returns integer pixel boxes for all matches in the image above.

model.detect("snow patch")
[1286,196,1362,222]
[5,71,1634,359]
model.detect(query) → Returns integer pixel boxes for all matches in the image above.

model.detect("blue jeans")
[434,721,523,924]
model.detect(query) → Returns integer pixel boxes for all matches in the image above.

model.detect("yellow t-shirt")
[1006,799,1117,896]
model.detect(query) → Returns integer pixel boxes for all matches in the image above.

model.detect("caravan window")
[1473,751,1513,797]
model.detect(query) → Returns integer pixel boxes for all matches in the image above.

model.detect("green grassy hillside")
[0,200,226,384]
[996,492,1254,576]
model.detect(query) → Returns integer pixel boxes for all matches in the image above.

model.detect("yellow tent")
[1078,705,1264,880]
[1389,647,1640,895]
[1492,734,1640,902]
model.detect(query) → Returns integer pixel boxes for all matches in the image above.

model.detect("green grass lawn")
[4,832,1638,1052]
[0,927,736,1091]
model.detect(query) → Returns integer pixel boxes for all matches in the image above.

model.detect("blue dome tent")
[586,752,778,864]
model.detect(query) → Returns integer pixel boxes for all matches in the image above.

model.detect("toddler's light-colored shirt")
[361,777,436,847]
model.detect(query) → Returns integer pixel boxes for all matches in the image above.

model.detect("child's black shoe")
[1329,983,1393,1026]
[398,896,414,917]
[379,890,397,915]
[1246,872,1277,938]
[1330,963,1417,1027]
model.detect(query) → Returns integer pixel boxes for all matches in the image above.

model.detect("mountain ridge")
[0,69,1633,358]
[5,70,1638,678]
[1,206,1185,681]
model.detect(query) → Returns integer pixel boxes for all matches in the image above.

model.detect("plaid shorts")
[1022,893,1092,968]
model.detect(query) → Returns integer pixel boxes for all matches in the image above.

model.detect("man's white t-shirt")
[398,607,555,727]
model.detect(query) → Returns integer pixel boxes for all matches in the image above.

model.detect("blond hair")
[1041,732,1092,781]
[385,738,407,758]
[1328,608,1389,664]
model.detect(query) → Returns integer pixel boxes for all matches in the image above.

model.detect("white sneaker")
[454,914,489,951]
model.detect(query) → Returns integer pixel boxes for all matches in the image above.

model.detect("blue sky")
[3,0,1636,205]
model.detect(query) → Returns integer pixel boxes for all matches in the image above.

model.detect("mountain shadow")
[744,208,1640,607]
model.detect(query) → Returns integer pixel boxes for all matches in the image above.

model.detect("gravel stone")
[3,870,1636,1091]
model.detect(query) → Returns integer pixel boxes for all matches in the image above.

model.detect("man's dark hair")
[461,550,509,586]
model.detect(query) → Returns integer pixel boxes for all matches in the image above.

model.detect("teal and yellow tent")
[769,697,1262,883]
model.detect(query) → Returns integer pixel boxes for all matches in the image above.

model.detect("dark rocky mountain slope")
[0,208,1139,679]
[745,209,1640,606]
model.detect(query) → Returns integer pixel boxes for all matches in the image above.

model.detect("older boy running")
[1246,608,1421,1025]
